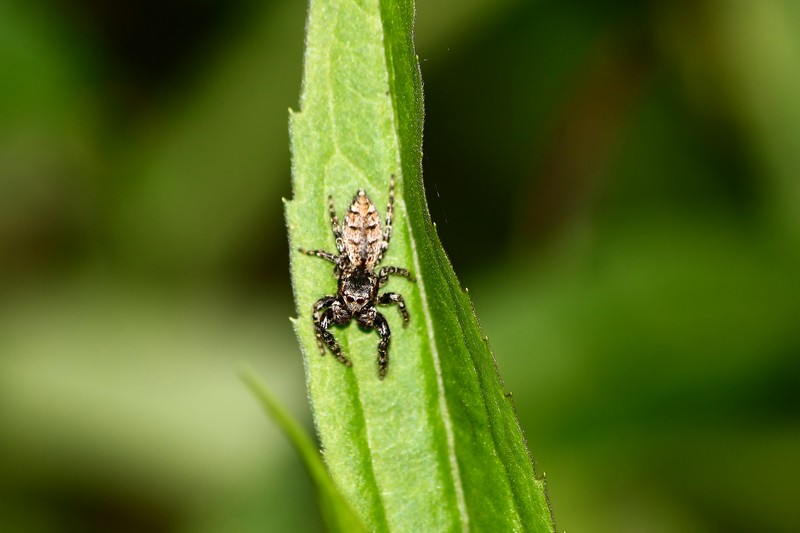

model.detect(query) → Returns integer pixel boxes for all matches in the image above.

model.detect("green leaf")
[241,368,367,533]
[285,0,556,531]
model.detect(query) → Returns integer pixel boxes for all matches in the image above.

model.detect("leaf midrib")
[403,214,470,529]
[377,4,471,529]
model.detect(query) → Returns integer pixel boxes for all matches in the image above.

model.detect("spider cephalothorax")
[300,175,414,379]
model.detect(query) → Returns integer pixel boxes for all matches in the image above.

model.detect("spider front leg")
[374,312,391,379]
[378,292,409,326]
[312,296,351,367]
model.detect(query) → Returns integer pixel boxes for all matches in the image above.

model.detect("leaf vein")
[404,215,470,531]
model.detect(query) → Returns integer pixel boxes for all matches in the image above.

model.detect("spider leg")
[378,292,409,326]
[376,174,395,263]
[384,174,395,242]
[378,265,415,285]
[312,296,335,355]
[312,296,351,367]
[374,312,391,379]
[328,195,346,253]
[299,248,338,263]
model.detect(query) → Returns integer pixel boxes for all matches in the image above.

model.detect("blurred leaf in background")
[1,0,799,532]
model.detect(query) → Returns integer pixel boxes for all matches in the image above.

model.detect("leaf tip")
[238,365,268,407]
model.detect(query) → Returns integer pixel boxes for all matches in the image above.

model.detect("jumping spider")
[299,175,414,379]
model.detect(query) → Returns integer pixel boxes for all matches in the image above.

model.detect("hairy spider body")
[300,175,414,379]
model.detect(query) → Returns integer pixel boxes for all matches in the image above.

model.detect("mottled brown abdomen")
[343,189,383,268]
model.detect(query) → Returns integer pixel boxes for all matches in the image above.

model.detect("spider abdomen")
[343,189,383,268]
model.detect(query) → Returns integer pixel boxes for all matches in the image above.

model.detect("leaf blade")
[287,0,555,531]
[241,368,367,533]
[380,0,556,528]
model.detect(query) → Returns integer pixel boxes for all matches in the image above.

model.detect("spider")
[299,175,414,379]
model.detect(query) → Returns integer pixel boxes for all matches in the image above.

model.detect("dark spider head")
[339,267,377,313]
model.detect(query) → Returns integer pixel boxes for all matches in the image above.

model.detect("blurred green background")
[2,0,799,531]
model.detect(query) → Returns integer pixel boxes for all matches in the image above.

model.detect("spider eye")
[356,298,365,305]
[345,295,355,303]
